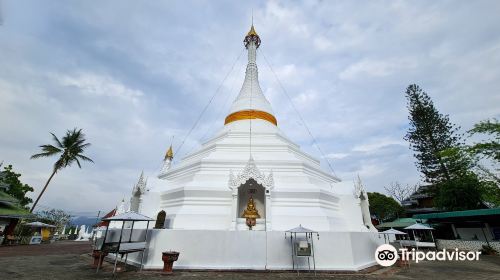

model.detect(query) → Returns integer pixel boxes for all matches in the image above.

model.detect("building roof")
[413,208,500,220]
[376,218,426,229]
[94,208,117,227]
[401,185,434,206]
[24,221,56,228]
[0,194,32,219]
[0,190,18,204]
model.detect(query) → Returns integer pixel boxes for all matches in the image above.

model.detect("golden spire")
[247,25,258,37]
[164,145,173,161]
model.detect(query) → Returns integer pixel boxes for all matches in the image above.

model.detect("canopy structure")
[405,223,434,230]
[380,228,408,235]
[285,225,319,275]
[102,211,155,221]
[24,222,56,228]
[404,223,435,249]
[96,211,154,275]
[379,228,407,244]
[286,225,318,233]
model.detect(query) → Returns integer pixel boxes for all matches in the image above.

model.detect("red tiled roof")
[94,208,116,227]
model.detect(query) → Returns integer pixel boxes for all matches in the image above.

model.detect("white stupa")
[125,25,381,270]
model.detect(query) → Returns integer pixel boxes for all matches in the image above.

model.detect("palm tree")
[30,128,93,212]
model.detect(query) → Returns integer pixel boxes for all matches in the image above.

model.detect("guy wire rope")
[260,50,338,177]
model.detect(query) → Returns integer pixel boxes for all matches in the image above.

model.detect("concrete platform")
[1,241,500,279]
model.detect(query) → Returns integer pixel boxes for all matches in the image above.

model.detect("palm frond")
[40,144,62,154]
[31,144,60,157]
[31,152,55,159]
[76,154,94,163]
[79,142,91,149]
[50,133,64,149]
[75,158,82,168]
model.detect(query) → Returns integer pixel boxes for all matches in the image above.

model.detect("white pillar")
[265,189,272,231]
[230,190,238,230]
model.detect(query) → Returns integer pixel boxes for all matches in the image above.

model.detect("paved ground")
[0,242,499,279]
[0,240,90,257]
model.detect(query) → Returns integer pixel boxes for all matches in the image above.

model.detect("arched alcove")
[237,178,265,219]
[154,210,166,229]
[229,158,274,230]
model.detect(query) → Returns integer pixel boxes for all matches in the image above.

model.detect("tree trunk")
[30,169,57,213]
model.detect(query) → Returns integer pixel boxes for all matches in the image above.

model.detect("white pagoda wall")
[121,229,382,271]
[140,189,367,232]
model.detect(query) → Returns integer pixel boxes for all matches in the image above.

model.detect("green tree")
[468,118,500,162]
[36,208,72,233]
[439,146,499,207]
[479,179,500,207]
[404,85,491,210]
[434,172,483,210]
[0,164,34,207]
[30,128,93,213]
[466,119,500,184]
[404,84,463,184]
[368,192,404,222]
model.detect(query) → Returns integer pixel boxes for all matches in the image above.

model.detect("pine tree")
[404,84,463,184]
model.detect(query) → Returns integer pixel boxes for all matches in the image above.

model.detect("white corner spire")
[130,171,147,213]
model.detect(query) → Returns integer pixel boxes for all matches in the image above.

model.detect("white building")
[126,25,382,270]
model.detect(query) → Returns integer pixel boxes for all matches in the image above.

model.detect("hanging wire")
[183,53,244,156]
[142,51,244,180]
[193,58,244,147]
[174,49,245,161]
[259,50,338,177]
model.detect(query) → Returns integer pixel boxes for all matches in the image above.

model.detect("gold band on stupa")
[224,110,277,126]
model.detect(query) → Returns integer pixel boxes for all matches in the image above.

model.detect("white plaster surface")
[117,229,382,270]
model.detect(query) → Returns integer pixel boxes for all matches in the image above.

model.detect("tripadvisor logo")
[375,244,481,267]
[375,244,398,266]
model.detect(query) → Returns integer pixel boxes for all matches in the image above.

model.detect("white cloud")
[352,138,407,153]
[326,153,349,160]
[339,58,419,80]
[55,73,144,104]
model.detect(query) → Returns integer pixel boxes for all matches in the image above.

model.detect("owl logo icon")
[375,244,398,267]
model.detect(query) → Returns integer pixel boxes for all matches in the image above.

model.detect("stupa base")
[120,229,382,271]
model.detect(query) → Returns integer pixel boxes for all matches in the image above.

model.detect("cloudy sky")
[1,1,499,215]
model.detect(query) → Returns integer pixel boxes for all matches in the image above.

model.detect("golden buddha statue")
[242,197,260,229]
[242,197,261,219]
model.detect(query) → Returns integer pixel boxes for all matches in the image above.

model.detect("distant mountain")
[71,215,101,227]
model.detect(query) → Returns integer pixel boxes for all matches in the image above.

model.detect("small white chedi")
[124,25,381,270]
